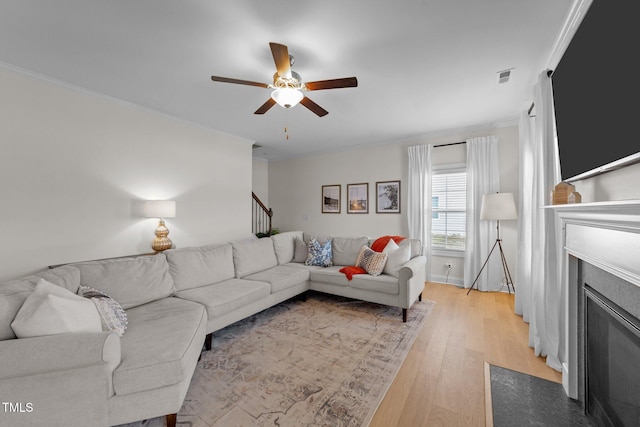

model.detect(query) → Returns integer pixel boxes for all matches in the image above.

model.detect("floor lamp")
[467,192,517,295]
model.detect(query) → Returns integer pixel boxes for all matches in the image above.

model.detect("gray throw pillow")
[293,237,307,263]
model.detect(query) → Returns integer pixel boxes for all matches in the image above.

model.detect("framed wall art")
[321,184,341,213]
[347,183,369,214]
[376,180,400,213]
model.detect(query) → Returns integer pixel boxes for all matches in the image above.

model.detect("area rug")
[485,363,595,427]
[117,291,433,427]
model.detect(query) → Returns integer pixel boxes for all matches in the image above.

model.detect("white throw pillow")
[11,278,102,338]
[382,239,412,277]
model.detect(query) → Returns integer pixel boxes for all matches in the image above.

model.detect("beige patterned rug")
[116,291,434,427]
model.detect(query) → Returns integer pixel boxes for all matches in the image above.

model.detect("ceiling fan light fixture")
[271,87,303,108]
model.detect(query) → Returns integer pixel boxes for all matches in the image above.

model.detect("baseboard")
[430,274,464,287]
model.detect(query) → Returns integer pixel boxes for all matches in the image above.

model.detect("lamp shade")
[271,88,303,108]
[480,193,517,220]
[144,200,176,218]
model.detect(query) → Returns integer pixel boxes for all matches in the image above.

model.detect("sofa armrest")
[397,255,427,308]
[0,332,120,426]
[0,331,121,380]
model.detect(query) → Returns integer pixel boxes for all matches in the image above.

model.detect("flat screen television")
[551,0,640,182]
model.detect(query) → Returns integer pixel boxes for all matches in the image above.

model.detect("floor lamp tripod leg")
[497,240,515,294]
[466,239,499,295]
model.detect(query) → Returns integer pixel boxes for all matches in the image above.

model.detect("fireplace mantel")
[545,200,640,399]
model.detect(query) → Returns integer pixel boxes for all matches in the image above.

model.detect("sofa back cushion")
[165,244,235,291]
[231,238,278,278]
[73,254,175,309]
[403,238,423,258]
[38,265,82,294]
[271,231,304,265]
[332,236,370,266]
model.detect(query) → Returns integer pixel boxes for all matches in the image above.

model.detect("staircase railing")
[252,192,273,237]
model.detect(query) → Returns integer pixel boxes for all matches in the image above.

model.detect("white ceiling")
[0,0,575,160]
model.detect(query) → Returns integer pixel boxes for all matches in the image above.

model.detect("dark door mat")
[485,363,596,426]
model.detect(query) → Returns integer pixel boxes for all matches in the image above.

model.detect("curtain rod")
[434,141,466,148]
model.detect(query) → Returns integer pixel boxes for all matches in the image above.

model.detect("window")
[431,169,466,252]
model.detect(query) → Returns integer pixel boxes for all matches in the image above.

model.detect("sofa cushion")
[0,276,39,340]
[309,267,350,286]
[305,238,333,267]
[303,232,332,245]
[244,266,310,293]
[175,279,271,319]
[348,274,400,295]
[73,254,175,309]
[11,278,102,338]
[231,238,278,278]
[382,239,412,277]
[38,265,81,294]
[293,237,308,263]
[331,236,369,266]
[310,268,399,294]
[165,244,235,291]
[113,297,205,396]
[78,285,128,337]
[271,231,303,265]
[403,238,423,258]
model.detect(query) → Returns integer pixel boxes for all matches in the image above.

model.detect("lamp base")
[467,238,514,295]
[151,219,173,252]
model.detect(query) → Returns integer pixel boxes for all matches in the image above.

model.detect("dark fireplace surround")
[577,261,640,426]
[553,201,640,427]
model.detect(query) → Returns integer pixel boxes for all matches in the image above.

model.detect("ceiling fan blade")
[211,75,269,88]
[254,98,277,115]
[269,42,291,78]
[305,77,358,91]
[300,97,329,117]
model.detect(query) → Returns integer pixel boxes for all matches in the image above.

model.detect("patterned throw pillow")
[355,245,388,276]
[305,238,333,267]
[78,285,128,337]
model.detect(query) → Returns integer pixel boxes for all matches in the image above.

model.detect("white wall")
[268,124,520,286]
[572,162,640,202]
[0,68,253,281]
[252,157,269,206]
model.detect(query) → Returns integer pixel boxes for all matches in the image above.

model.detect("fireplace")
[583,282,640,426]
[551,201,640,426]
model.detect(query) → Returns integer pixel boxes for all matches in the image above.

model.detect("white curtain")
[407,144,432,280]
[464,136,501,291]
[514,70,562,371]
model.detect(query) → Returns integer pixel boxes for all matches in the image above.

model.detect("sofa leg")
[204,333,212,351]
[402,308,408,323]
[419,292,423,302]
[166,413,177,427]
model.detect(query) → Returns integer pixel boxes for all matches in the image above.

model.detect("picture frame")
[347,183,369,214]
[321,184,341,213]
[376,180,401,213]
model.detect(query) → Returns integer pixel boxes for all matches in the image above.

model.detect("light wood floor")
[369,281,562,427]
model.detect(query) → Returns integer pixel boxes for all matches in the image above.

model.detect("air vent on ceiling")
[497,68,514,84]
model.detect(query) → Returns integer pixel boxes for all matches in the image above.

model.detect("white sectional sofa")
[0,231,426,427]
